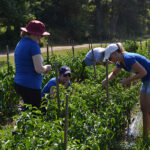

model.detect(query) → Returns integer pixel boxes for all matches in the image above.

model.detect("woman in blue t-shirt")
[102,43,150,138]
[14,20,51,109]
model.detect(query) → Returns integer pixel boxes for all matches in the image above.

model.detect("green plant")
[124,40,139,53]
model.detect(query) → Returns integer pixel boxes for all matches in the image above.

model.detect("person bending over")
[102,43,150,138]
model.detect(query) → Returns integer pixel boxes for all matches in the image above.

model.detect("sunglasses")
[63,73,71,77]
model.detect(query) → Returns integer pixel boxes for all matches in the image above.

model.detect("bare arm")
[32,54,51,74]
[120,62,147,84]
[101,67,121,87]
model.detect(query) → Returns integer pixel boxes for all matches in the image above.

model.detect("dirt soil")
[0,43,100,57]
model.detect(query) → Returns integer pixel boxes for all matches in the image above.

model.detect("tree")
[0,0,35,48]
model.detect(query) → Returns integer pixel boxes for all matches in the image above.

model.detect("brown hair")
[116,42,127,53]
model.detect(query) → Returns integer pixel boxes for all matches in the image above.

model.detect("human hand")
[45,65,52,74]
[101,79,107,88]
[64,80,69,88]
[120,78,131,85]
[108,60,114,64]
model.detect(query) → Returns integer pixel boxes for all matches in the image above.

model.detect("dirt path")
[0,43,100,57]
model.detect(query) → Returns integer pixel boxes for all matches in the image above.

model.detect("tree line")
[0,0,150,50]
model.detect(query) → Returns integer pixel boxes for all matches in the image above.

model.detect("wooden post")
[140,40,142,50]
[50,38,53,56]
[88,38,91,50]
[106,59,110,150]
[55,62,60,118]
[72,40,75,58]
[91,41,96,79]
[6,45,9,74]
[64,94,69,150]
[106,59,109,102]
[134,40,136,52]
[47,43,49,63]
[145,40,147,48]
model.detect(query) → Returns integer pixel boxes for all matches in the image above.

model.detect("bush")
[124,40,139,52]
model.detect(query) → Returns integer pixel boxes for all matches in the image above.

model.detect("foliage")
[1,42,150,149]
[0,0,36,49]
[0,65,20,121]
[0,0,150,50]
[0,76,140,149]
[0,50,143,149]
[124,40,139,53]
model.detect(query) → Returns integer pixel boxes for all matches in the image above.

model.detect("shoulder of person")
[124,52,135,59]
[49,77,56,83]
[94,47,105,50]
[69,81,71,86]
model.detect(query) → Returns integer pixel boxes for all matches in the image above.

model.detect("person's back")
[15,37,42,89]
[14,20,51,109]
[84,47,105,66]
[116,52,150,82]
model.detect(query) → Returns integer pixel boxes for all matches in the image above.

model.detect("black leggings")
[14,83,41,108]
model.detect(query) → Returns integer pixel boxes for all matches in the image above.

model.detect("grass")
[0,56,14,68]
[42,46,89,58]
[0,45,100,68]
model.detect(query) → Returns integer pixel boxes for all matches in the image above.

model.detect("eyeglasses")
[63,73,71,77]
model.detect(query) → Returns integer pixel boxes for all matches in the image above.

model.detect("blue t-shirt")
[14,37,42,89]
[84,47,105,66]
[41,77,71,97]
[116,53,150,82]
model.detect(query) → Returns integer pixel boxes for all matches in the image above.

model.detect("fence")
[1,39,150,71]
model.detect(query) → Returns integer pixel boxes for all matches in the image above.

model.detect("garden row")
[0,40,150,149]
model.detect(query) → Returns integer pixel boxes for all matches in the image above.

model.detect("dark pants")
[14,83,41,108]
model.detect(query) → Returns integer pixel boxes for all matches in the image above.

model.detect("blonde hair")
[116,42,127,53]
[20,31,31,37]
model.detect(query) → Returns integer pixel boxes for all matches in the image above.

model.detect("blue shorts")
[141,80,150,94]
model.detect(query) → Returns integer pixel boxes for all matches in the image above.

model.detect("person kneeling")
[42,65,71,99]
